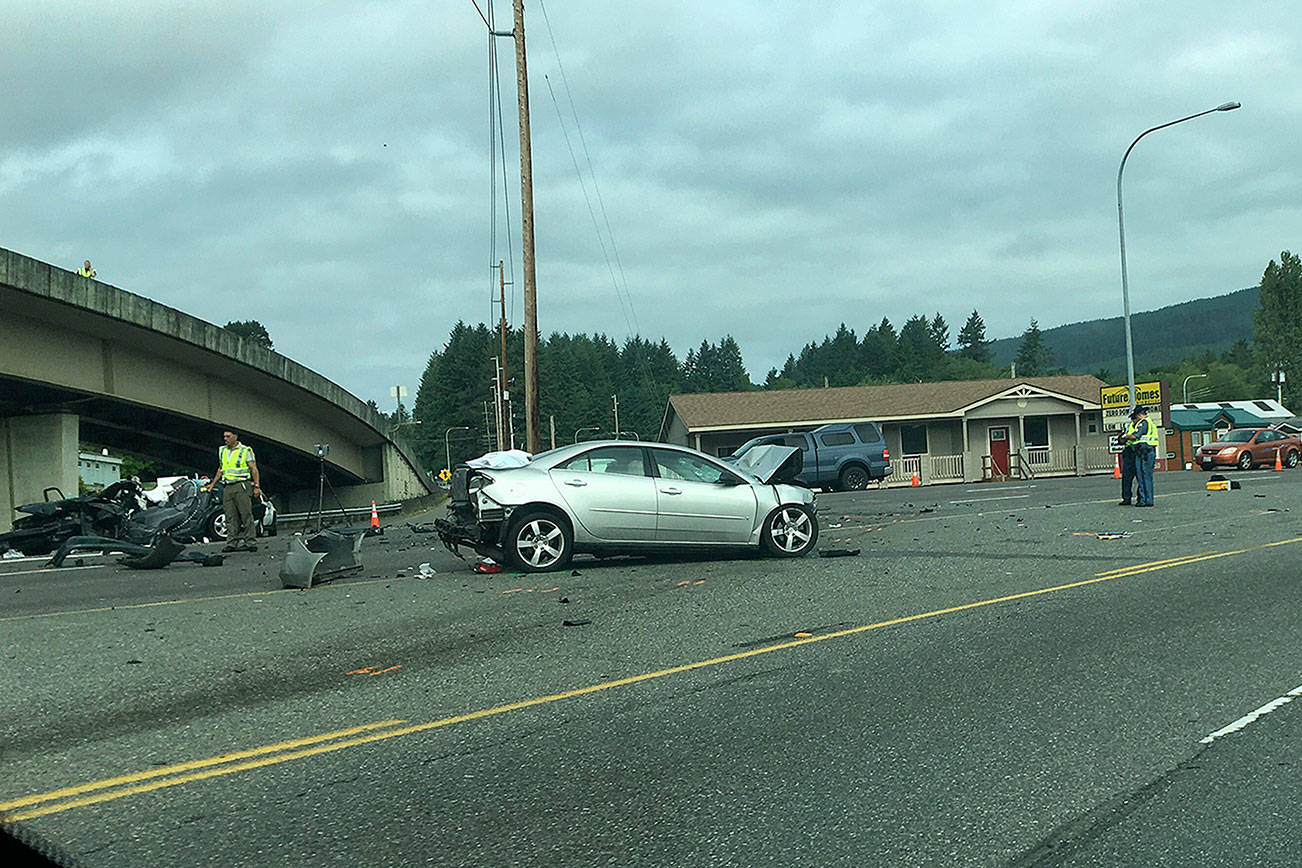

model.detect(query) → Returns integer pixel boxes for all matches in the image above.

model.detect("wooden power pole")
[512,0,541,453]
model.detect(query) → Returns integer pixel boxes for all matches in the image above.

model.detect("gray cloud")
[3,0,1298,403]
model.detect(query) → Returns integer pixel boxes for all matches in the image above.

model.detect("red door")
[989,427,1010,475]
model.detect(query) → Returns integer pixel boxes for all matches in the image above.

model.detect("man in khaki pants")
[212,430,261,552]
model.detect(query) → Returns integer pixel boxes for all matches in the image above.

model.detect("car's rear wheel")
[837,464,870,491]
[209,512,227,540]
[1287,450,1299,469]
[760,504,819,558]
[505,510,573,572]
[1237,451,1254,470]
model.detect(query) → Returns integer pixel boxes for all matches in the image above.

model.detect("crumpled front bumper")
[434,517,502,560]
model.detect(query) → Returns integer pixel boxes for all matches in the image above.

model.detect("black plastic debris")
[562,619,591,627]
[818,549,861,557]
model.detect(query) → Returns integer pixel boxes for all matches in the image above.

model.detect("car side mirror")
[717,473,745,486]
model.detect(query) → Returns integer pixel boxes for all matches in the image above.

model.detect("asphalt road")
[2,469,1299,866]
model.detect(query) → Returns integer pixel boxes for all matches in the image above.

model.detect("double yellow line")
[6,536,1301,822]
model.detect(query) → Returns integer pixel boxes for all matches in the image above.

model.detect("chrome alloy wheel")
[516,518,566,569]
[768,506,813,554]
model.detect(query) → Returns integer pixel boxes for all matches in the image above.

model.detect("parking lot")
[3,469,1300,865]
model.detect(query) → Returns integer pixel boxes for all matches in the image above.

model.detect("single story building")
[78,450,123,490]
[1168,399,1294,468]
[659,375,1126,485]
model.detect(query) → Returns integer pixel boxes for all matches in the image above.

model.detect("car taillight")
[882,448,890,460]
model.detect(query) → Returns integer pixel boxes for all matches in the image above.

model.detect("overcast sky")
[4,1,1299,407]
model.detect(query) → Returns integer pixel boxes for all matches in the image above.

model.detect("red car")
[1195,428,1302,470]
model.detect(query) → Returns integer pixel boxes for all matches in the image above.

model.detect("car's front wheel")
[1238,451,1254,470]
[505,510,573,572]
[761,504,819,558]
[208,511,227,541]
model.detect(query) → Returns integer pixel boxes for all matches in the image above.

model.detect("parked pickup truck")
[729,422,891,490]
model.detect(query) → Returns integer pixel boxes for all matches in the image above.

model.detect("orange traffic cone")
[1275,449,1283,472]
[910,470,921,487]
[1112,455,1122,479]
[370,500,380,528]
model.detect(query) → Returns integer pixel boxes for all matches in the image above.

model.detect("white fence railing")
[930,454,964,481]
[879,447,1115,486]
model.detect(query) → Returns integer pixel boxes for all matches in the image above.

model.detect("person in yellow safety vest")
[1118,406,1158,507]
[77,260,96,278]
[212,429,262,552]
[1117,412,1140,506]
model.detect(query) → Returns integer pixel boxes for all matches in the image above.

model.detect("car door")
[649,448,759,543]
[549,446,658,541]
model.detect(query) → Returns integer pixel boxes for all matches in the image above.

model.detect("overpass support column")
[1,413,80,534]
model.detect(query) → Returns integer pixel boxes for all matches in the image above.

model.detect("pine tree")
[1253,250,1302,407]
[928,314,950,352]
[957,309,991,363]
[1014,319,1054,377]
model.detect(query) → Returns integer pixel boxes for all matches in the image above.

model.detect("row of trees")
[402,250,1300,470]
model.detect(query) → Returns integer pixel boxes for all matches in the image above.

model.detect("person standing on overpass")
[213,429,261,552]
[77,260,96,278]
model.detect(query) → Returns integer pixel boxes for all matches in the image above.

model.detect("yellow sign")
[1100,382,1164,431]
[438,467,451,482]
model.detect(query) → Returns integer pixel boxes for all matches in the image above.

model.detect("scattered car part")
[279,529,365,588]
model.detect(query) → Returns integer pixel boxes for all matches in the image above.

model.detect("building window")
[900,424,928,455]
[1024,417,1049,448]
[1088,424,1097,434]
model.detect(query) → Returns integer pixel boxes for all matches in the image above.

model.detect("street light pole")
[1182,373,1208,404]
[574,426,601,444]
[1117,101,1239,411]
[445,426,471,472]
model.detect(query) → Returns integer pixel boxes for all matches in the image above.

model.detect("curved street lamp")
[1182,373,1209,404]
[1117,101,1239,410]
[574,426,601,444]
[445,426,472,472]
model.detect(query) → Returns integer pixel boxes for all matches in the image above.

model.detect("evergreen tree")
[1014,319,1054,377]
[1253,250,1302,406]
[928,314,950,352]
[957,309,991,363]
[896,315,945,381]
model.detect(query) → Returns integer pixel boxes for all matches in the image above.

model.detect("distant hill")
[989,286,1259,378]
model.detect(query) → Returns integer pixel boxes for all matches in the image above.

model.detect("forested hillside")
[988,286,1259,377]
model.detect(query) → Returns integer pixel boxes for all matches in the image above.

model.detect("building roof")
[1171,399,1292,419]
[1169,407,1281,430]
[665,375,1108,433]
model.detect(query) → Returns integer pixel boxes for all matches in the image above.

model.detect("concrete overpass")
[1,246,433,531]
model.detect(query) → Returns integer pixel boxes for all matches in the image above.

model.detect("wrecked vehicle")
[436,440,817,572]
[0,480,146,556]
[144,476,277,541]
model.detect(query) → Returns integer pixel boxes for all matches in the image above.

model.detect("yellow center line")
[7,535,1301,822]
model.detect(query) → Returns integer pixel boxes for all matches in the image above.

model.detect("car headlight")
[1219,447,1237,455]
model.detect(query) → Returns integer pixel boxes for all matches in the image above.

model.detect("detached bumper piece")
[46,534,220,569]
[280,529,365,589]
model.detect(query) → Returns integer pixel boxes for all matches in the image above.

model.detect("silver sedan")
[435,441,818,572]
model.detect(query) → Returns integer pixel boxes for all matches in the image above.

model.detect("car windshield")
[1220,430,1256,442]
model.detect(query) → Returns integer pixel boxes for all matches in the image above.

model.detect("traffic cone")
[910,470,921,487]
[370,500,380,528]
[1112,455,1122,479]
[1275,449,1283,472]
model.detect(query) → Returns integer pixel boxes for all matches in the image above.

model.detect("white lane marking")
[949,494,1032,505]
[0,566,106,578]
[975,485,1037,492]
[1200,684,1302,744]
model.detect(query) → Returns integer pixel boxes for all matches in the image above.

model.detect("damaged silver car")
[436,441,818,572]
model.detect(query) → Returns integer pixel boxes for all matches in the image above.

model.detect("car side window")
[652,450,733,484]
[555,447,648,477]
[780,435,810,452]
[853,422,881,443]
[819,431,854,447]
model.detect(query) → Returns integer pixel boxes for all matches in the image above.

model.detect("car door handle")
[660,487,682,495]
[563,479,588,487]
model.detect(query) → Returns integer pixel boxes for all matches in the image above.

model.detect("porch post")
[961,417,971,482]
[1074,411,1083,476]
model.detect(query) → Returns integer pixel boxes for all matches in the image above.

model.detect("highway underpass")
[0,246,432,531]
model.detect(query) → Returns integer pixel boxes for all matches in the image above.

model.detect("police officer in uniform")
[1118,410,1139,505]
[1119,407,1159,507]
[213,430,261,552]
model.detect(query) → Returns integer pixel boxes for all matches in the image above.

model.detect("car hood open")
[731,444,802,484]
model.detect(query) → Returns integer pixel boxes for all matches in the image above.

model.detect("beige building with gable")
[659,375,1116,485]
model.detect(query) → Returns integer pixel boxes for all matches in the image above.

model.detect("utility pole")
[612,394,619,439]
[512,0,541,453]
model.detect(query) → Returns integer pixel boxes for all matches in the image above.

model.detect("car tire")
[760,504,819,558]
[1237,451,1254,470]
[1287,450,1299,469]
[504,510,573,573]
[209,511,228,541]
[837,464,870,491]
